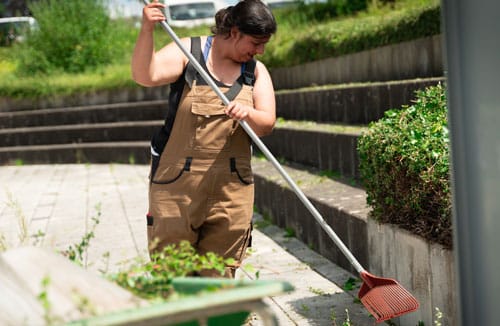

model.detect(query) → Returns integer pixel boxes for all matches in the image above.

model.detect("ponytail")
[211,0,277,37]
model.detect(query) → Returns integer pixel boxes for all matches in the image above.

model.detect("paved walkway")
[0,164,375,325]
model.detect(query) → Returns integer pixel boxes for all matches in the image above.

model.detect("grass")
[262,0,440,67]
[0,63,136,99]
[275,118,368,134]
[0,0,440,100]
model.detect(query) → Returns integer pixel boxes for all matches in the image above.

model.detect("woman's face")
[231,28,271,62]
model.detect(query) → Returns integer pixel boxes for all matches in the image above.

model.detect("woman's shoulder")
[254,60,270,79]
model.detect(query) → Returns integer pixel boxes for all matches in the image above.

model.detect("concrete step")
[276,77,444,124]
[260,120,366,180]
[0,121,162,147]
[270,35,443,89]
[251,157,370,276]
[0,141,150,165]
[0,100,167,129]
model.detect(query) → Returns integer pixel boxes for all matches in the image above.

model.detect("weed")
[309,286,330,296]
[434,307,443,326]
[331,308,337,322]
[62,203,101,267]
[243,263,256,274]
[343,309,352,326]
[31,230,46,246]
[343,277,359,291]
[5,190,29,244]
[1,190,47,251]
[332,308,354,326]
[284,227,296,238]
[98,251,111,275]
[37,275,61,325]
[253,218,272,229]
[319,169,341,179]
[110,241,234,300]
[0,234,7,252]
[71,289,97,317]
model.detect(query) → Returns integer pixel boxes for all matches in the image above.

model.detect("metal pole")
[441,0,500,325]
[141,0,365,273]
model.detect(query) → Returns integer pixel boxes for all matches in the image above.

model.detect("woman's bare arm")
[131,1,189,86]
[225,61,276,136]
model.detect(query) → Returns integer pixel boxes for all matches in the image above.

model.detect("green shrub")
[110,241,233,300]
[16,0,126,74]
[357,83,452,248]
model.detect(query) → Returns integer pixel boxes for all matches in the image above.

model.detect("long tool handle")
[142,0,365,274]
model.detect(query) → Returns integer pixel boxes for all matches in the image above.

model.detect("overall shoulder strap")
[185,37,202,88]
[224,59,257,101]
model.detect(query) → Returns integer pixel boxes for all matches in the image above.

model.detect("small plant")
[37,275,62,325]
[331,308,354,326]
[434,307,443,326]
[62,203,101,267]
[2,190,46,250]
[253,218,272,229]
[71,289,97,317]
[343,308,352,326]
[343,277,359,291]
[309,286,330,296]
[110,241,234,300]
[319,169,341,179]
[5,190,28,244]
[284,226,296,238]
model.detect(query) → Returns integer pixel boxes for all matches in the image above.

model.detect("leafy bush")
[110,241,233,300]
[357,83,452,248]
[16,0,127,74]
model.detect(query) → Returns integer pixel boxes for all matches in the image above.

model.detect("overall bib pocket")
[190,102,237,151]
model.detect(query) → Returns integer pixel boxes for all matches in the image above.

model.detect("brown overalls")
[147,37,255,278]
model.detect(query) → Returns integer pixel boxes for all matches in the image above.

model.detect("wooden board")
[0,246,145,325]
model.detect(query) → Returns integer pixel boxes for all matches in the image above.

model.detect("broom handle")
[142,0,365,274]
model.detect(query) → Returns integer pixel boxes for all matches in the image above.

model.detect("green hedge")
[357,84,452,248]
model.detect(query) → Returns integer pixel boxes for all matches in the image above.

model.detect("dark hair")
[211,0,277,37]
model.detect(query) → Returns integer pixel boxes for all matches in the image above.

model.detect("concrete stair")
[0,35,450,324]
[0,100,167,164]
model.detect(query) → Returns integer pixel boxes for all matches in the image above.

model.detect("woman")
[132,0,277,277]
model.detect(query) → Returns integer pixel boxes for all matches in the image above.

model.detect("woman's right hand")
[142,0,166,31]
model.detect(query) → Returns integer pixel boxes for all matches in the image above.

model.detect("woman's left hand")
[225,101,252,121]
